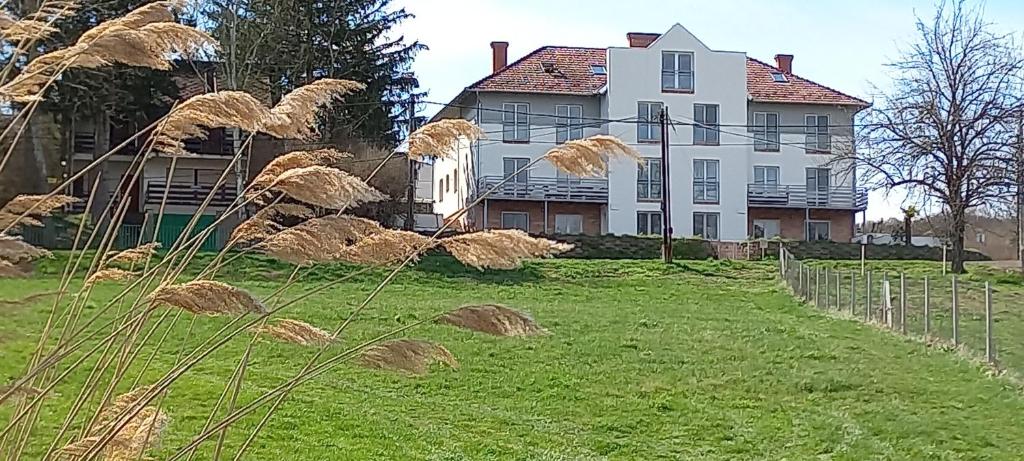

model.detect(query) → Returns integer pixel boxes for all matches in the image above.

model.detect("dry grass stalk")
[357,339,458,375]
[60,406,169,460]
[270,165,387,210]
[0,235,51,263]
[336,229,434,266]
[406,119,484,161]
[77,0,182,43]
[0,194,78,216]
[148,280,268,316]
[0,383,43,403]
[257,215,383,265]
[544,135,641,177]
[263,79,366,140]
[253,318,334,346]
[154,90,269,155]
[247,149,354,197]
[1,0,79,42]
[439,304,548,337]
[0,260,28,278]
[106,242,160,265]
[439,230,572,270]
[85,268,137,286]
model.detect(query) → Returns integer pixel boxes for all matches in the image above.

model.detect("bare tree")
[848,1,1024,273]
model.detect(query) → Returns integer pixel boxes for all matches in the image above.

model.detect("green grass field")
[798,259,1024,375]
[3,256,1024,460]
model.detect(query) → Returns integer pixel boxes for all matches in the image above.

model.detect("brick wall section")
[748,208,855,242]
[473,199,604,235]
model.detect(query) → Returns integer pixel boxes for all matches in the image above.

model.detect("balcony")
[747,184,867,210]
[476,175,608,203]
[145,182,238,208]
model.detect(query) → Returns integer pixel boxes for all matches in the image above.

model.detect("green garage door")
[154,214,220,251]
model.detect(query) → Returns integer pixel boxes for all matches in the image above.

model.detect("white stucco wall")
[430,137,473,220]
[605,24,750,239]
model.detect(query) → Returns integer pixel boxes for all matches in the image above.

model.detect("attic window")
[541,61,556,73]
[590,65,607,75]
[770,71,788,83]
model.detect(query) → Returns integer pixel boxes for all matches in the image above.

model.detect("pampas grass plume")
[263,79,366,140]
[247,149,352,196]
[270,166,387,210]
[257,215,383,265]
[336,229,434,266]
[439,304,548,337]
[357,339,458,375]
[544,135,640,177]
[148,280,267,316]
[406,119,484,161]
[86,268,137,286]
[439,230,572,270]
[0,235,51,263]
[254,319,334,347]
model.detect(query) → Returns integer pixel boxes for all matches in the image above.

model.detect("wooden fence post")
[836,272,841,312]
[952,274,959,346]
[861,244,866,276]
[923,276,930,337]
[899,272,907,334]
[815,267,821,308]
[985,281,995,364]
[824,267,830,310]
[866,271,873,322]
[850,273,856,316]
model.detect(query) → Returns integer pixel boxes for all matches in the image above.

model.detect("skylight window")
[770,71,788,83]
[590,64,607,75]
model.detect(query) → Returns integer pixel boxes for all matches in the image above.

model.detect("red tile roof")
[745,57,868,107]
[468,47,868,107]
[469,46,607,95]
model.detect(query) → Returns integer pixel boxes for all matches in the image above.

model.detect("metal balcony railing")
[476,175,608,203]
[747,184,868,210]
[145,182,237,208]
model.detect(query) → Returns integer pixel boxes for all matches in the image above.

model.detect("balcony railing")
[145,182,237,208]
[747,184,867,210]
[476,175,608,203]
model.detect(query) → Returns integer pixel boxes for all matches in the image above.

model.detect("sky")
[392,0,1024,221]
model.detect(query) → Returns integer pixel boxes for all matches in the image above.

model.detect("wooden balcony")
[477,175,608,203]
[145,182,237,208]
[747,184,868,210]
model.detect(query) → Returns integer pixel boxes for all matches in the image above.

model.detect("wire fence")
[778,248,1024,375]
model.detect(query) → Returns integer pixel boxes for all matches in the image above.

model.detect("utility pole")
[660,107,673,263]
[404,75,418,231]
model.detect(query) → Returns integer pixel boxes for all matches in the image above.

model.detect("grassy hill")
[2,257,1024,460]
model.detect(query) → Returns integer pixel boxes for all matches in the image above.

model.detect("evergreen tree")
[204,0,424,146]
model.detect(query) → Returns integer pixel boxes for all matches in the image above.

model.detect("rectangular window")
[752,165,780,195]
[555,104,584,144]
[752,219,781,239]
[693,159,719,204]
[804,114,830,153]
[637,158,662,201]
[753,112,780,151]
[637,211,663,236]
[693,212,720,240]
[806,220,831,241]
[503,157,529,197]
[806,167,830,207]
[554,214,583,235]
[693,104,719,145]
[501,212,529,231]
[661,51,694,91]
[637,102,663,143]
[502,103,529,142]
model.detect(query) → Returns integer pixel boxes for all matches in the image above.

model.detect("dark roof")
[467,46,868,107]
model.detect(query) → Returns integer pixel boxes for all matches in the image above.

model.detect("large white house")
[429,25,868,242]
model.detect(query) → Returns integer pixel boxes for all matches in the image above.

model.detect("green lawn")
[3,256,1024,460]
[798,259,1024,375]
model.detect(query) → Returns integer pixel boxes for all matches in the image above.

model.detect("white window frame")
[502,103,530,143]
[501,212,529,231]
[661,51,694,91]
[753,112,780,151]
[752,165,780,195]
[806,220,831,241]
[752,219,781,239]
[693,104,719,145]
[555,104,584,144]
[637,211,663,236]
[804,114,830,153]
[554,214,583,235]
[693,212,720,240]
[693,159,720,204]
[637,158,662,202]
[806,167,831,206]
[637,101,663,143]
